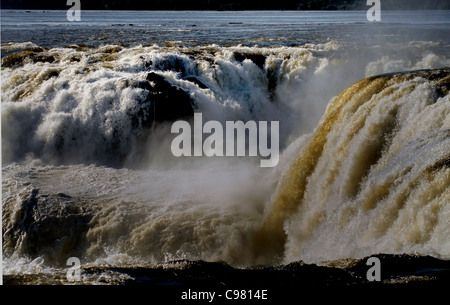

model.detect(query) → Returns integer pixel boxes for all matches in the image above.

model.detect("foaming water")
[2,11,450,280]
[2,159,278,267]
[2,42,448,167]
[3,68,448,272]
[256,69,450,264]
[0,42,343,167]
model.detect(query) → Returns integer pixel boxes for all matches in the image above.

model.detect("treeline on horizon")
[1,0,449,10]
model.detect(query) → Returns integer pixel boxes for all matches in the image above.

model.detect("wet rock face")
[2,188,92,266]
[93,72,195,166]
[184,76,209,89]
[345,254,450,282]
[6,254,446,286]
[131,72,194,129]
[233,52,267,70]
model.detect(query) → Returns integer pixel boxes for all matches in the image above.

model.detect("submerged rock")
[2,49,55,68]
[184,76,209,89]
[2,187,92,266]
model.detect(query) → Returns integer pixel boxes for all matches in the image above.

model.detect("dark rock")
[2,50,34,67]
[436,73,450,97]
[346,254,450,281]
[33,53,55,64]
[1,49,55,68]
[101,45,123,54]
[184,76,209,89]
[267,66,280,100]
[130,72,194,129]
[234,52,266,70]
[79,254,450,289]
[69,55,81,62]
[80,259,360,287]
[2,188,92,266]
[4,253,450,288]
[152,56,193,75]
[428,156,450,172]
[45,69,59,80]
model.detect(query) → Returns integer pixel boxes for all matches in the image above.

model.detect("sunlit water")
[2,10,449,283]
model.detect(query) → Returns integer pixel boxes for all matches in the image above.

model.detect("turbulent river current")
[1,10,449,284]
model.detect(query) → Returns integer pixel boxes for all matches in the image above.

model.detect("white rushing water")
[2,38,449,274]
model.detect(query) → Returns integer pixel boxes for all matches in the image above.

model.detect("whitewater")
[1,10,449,281]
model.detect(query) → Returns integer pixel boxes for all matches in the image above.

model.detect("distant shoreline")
[2,0,449,11]
[2,8,450,11]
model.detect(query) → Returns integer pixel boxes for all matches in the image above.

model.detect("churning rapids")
[1,37,449,283]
